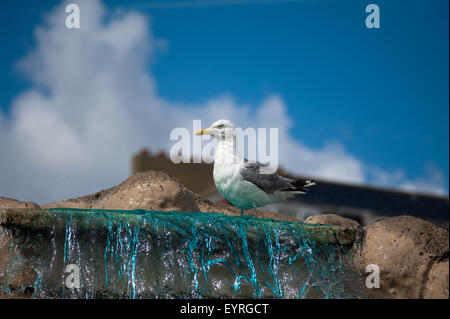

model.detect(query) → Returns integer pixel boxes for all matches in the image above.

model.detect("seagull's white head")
[195,119,235,140]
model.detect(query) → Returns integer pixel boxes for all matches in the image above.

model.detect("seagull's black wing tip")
[291,179,316,192]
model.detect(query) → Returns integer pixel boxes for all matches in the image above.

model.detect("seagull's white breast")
[212,137,274,210]
[213,161,272,210]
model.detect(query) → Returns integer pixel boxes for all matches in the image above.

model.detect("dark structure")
[280,180,449,228]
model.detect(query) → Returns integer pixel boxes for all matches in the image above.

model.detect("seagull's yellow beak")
[195,128,211,135]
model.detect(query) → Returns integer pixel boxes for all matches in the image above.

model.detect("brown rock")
[0,231,37,298]
[0,233,11,279]
[423,258,449,299]
[360,215,449,299]
[186,190,301,222]
[304,214,360,230]
[0,197,40,209]
[41,170,301,222]
[42,171,199,212]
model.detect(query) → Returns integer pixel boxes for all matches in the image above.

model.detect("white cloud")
[0,0,446,203]
[365,163,448,196]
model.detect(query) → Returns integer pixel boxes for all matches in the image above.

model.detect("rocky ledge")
[304,213,449,299]
[1,171,448,299]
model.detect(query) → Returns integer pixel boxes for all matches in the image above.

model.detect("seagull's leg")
[253,207,257,218]
[239,208,243,216]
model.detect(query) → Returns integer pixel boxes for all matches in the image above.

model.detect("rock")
[0,231,37,298]
[422,258,449,299]
[42,171,199,212]
[186,190,301,222]
[41,170,301,223]
[360,215,449,299]
[0,197,40,209]
[0,200,39,298]
[304,214,360,230]
[0,208,359,298]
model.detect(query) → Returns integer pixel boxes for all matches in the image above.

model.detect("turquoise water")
[0,209,365,298]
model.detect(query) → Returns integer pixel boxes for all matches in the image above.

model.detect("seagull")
[196,119,315,217]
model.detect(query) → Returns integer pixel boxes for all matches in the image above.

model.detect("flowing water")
[0,208,365,299]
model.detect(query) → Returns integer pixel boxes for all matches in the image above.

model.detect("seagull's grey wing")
[239,161,293,194]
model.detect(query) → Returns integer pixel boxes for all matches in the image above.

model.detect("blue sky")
[0,0,448,202]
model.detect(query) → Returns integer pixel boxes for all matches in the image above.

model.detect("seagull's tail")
[289,179,316,194]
